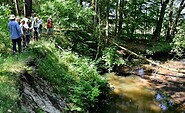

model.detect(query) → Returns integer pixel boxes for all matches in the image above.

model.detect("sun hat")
[9,14,15,19]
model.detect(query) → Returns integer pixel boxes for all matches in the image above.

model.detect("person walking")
[8,14,22,54]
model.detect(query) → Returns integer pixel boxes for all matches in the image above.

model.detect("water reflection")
[102,73,161,113]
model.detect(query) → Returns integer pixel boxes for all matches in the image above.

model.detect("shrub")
[30,41,108,112]
[0,5,11,54]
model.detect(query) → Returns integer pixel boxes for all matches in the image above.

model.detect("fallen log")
[112,41,185,75]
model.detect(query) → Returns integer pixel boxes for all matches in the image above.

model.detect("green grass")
[0,72,19,112]
[29,40,108,112]
[0,52,34,112]
[0,40,108,112]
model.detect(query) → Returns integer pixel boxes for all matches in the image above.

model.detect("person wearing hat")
[8,14,22,54]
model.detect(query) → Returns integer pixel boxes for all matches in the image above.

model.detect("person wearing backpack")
[46,16,53,35]
[8,14,22,54]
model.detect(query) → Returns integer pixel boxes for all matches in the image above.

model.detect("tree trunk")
[130,0,136,38]
[24,0,32,17]
[114,0,119,35]
[105,0,109,45]
[170,0,185,41]
[95,0,101,60]
[166,0,174,42]
[91,0,98,28]
[14,0,21,16]
[151,0,169,43]
[117,0,124,38]
[112,40,185,75]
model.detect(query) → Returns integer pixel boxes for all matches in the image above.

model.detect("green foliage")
[39,0,94,30]
[146,42,172,55]
[100,47,126,72]
[39,0,97,57]
[0,53,34,113]
[30,41,108,112]
[171,22,185,57]
[61,30,97,57]
[0,73,20,113]
[0,5,11,54]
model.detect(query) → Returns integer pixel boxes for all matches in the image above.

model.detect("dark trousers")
[22,35,26,48]
[12,37,22,53]
[33,27,38,41]
[26,35,30,45]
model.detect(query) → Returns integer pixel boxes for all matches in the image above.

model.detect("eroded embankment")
[19,58,68,113]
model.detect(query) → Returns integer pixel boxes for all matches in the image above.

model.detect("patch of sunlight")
[113,88,122,94]
[0,76,8,82]
[150,104,161,112]
[0,75,19,101]
[2,54,32,73]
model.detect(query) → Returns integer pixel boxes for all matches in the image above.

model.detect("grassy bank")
[0,40,108,112]
[0,52,35,112]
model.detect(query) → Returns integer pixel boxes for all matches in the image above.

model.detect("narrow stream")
[102,73,161,113]
[102,72,184,113]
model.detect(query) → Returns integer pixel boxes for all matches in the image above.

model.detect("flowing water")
[102,73,162,113]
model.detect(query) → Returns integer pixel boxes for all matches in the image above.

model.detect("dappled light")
[1,0,185,112]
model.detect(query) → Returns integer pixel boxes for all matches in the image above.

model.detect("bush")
[30,41,108,112]
[171,24,185,57]
[97,47,126,73]
[0,5,11,54]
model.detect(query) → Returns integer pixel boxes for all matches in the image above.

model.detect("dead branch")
[112,41,185,75]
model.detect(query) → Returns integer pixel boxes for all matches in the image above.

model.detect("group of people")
[8,13,53,54]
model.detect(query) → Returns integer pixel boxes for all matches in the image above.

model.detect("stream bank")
[19,58,68,113]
